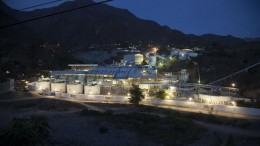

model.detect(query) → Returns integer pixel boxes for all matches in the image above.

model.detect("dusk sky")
[3,0,260,38]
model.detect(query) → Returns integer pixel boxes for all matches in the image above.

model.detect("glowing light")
[153,47,158,53]
[108,92,111,95]
[231,83,235,87]
[127,93,130,96]
[189,97,192,101]
[231,101,236,106]
[207,99,210,103]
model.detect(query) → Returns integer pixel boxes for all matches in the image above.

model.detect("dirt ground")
[0,91,259,146]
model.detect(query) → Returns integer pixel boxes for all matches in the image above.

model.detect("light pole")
[198,66,200,84]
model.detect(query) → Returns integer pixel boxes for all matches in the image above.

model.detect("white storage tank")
[51,83,66,92]
[123,54,144,65]
[84,85,100,95]
[134,54,144,65]
[148,55,157,67]
[35,81,50,91]
[67,84,83,94]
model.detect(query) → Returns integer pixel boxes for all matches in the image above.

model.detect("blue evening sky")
[2,0,260,38]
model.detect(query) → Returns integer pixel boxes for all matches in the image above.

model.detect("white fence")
[40,90,260,116]
[150,99,260,116]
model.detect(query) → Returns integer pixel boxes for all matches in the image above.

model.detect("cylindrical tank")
[35,81,50,91]
[149,55,156,66]
[67,84,83,94]
[84,85,100,95]
[134,54,144,65]
[51,83,66,92]
[123,54,144,65]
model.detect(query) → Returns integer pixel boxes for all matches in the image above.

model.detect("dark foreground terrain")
[0,91,259,146]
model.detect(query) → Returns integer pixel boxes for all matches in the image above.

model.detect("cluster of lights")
[152,47,158,53]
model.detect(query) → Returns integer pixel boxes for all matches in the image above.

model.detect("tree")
[149,87,167,100]
[149,88,167,106]
[155,89,167,100]
[129,85,144,105]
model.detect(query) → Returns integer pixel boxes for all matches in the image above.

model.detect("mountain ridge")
[0,0,245,50]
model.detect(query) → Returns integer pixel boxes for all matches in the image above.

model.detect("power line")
[0,0,114,29]
[19,0,65,11]
[3,0,65,14]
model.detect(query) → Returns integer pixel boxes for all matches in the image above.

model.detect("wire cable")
[0,0,114,29]
[19,0,65,11]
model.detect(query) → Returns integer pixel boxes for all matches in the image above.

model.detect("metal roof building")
[51,65,156,80]
[87,66,156,79]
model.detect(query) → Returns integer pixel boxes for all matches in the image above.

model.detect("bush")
[0,115,50,146]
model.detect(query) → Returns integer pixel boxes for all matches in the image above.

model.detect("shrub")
[0,115,50,146]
